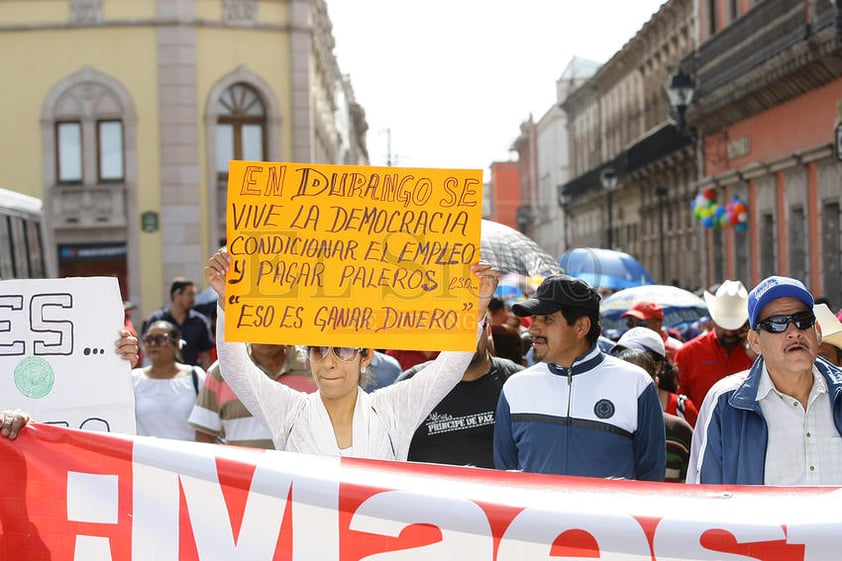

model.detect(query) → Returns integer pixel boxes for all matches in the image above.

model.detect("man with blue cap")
[687,275,842,485]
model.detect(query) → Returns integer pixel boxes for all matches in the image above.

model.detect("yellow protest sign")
[224,161,484,351]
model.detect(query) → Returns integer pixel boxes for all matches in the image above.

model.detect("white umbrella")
[480,220,561,276]
[600,284,708,329]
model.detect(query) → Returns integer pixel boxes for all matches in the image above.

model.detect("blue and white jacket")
[493,345,666,481]
[687,356,842,485]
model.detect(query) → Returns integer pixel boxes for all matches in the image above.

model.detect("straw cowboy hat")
[703,280,748,330]
[814,303,842,350]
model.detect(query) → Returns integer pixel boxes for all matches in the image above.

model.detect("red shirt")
[386,349,440,371]
[664,391,698,428]
[673,330,754,405]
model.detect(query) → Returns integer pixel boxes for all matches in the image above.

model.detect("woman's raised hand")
[204,248,231,309]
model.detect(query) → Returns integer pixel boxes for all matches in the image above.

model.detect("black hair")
[560,307,602,346]
[144,320,184,363]
[169,277,195,299]
[359,348,374,388]
[491,324,525,365]
[488,297,505,313]
[615,348,657,379]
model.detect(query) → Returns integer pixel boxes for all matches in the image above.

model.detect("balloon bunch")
[690,189,748,232]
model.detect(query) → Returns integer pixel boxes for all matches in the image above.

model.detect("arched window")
[215,83,267,182]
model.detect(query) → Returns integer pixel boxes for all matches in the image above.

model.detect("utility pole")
[384,128,392,166]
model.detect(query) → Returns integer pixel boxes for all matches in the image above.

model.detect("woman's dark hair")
[615,348,657,379]
[659,360,680,393]
[359,348,373,388]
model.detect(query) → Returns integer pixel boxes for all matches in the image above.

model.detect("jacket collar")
[547,345,604,376]
[730,356,842,410]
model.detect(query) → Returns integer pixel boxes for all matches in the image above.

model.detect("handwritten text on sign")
[225,162,483,350]
[0,277,135,434]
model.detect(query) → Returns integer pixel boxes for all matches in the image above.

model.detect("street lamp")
[655,186,668,281]
[666,69,695,134]
[599,167,618,249]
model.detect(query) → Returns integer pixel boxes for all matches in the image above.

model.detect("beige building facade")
[0,0,367,316]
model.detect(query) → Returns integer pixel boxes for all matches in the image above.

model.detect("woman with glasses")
[204,249,498,460]
[132,320,206,440]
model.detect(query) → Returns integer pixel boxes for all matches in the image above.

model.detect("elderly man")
[673,281,755,405]
[493,275,665,480]
[687,276,842,485]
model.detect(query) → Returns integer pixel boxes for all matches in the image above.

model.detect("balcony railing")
[696,0,811,97]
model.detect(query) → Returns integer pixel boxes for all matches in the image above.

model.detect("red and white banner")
[1,424,840,560]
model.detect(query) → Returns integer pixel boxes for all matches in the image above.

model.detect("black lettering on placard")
[228,165,482,336]
[0,293,75,356]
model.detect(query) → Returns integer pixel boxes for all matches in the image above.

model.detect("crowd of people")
[3,251,842,488]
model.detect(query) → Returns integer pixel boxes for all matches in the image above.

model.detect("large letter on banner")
[2,425,842,560]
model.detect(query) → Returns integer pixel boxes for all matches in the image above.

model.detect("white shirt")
[215,306,477,460]
[132,367,206,441]
[758,365,842,485]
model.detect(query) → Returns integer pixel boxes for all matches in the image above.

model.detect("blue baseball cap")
[747,276,814,329]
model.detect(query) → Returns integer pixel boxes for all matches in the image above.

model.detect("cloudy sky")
[328,0,667,176]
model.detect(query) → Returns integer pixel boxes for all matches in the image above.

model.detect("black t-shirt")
[398,357,523,468]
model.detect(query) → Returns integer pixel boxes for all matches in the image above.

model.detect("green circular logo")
[14,356,55,399]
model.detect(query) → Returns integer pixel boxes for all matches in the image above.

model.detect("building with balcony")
[689,0,842,307]
[0,0,367,315]
[559,0,698,288]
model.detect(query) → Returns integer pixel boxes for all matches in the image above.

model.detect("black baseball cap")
[512,275,600,317]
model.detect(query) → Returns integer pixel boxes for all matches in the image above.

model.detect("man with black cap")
[493,275,666,481]
[687,275,842,485]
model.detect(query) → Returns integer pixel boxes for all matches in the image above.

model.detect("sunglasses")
[142,334,176,346]
[307,346,361,362]
[755,310,816,334]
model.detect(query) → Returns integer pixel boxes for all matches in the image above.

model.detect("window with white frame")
[216,82,267,181]
[57,121,83,183]
[98,120,124,182]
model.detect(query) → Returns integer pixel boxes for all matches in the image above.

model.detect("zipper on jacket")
[565,367,573,473]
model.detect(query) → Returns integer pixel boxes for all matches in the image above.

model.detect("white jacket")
[216,306,478,460]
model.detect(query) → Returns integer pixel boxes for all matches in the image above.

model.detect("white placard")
[0,277,136,434]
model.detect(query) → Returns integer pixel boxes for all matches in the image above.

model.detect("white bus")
[0,187,48,279]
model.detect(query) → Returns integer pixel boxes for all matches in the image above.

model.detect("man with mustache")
[673,280,755,405]
[687,276,842,485]
[493,275,665,480]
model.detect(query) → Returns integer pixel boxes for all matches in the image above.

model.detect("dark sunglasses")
[626,318,644,329]
[142,334,176,346]
[307,346,361,362]
[755,310,816,334]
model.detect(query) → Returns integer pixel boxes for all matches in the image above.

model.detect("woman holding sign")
[204,249,497,460]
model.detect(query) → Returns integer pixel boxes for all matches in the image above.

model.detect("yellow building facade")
[0,0,368,316]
